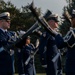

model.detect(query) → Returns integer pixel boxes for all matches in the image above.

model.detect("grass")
[37,73,46,75]
[15,73,46,75]
[15,73,65,75]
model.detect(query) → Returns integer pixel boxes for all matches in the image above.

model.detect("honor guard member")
[0,12,16,75]
[21,36,36,75]
[39,14,62,75]
[52,9,75,75]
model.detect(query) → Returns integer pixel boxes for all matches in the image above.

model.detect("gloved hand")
[10,49,14,56]
[35,39,39,48]
[42,64,47,68]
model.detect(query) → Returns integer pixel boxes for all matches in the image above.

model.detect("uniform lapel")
[0,29,9,40]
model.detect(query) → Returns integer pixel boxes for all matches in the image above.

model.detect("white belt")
[52,53,60,63]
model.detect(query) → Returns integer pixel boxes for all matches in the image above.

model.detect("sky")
[4,0,67,16]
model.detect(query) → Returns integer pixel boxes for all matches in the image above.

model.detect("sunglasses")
[4,19,11,23]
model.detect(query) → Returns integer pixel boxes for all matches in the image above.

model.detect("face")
[0,19,10,30]
[48,20,58,29]
[71,18,75,27]
[26,38,30,45]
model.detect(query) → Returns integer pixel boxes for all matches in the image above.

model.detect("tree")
[59,0,75,36]
[0,0,42,31]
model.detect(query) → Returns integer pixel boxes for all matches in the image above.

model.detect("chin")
[8,26,10,28]
[7,27,10,29]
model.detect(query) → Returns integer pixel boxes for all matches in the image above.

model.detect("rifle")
[28,2,58,37]
[0,2,52,52]
[0,22,41,52]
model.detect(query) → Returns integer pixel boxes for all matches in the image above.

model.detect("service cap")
[47,14,59,22]
[0,12,10,20]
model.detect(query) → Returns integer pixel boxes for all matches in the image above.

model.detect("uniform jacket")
[0,29,16,73]
[55,32,75,73]
[39,31,59,75]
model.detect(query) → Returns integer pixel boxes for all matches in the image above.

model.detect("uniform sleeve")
[55,34,67,49]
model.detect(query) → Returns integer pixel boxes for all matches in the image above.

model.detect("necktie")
[5,31,9,39]
[5,31,8,34]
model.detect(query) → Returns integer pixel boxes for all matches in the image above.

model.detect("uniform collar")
[0,28,7,33]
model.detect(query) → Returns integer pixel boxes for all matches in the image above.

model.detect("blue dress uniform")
[0,29,16,75]
[55,27,75,75]
[39,31,60,75]
[6,31,17,74]
[53,9,75,75]
[22,43,36,75]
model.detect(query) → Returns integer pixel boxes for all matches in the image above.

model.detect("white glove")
[42,65,47,68]
[35,39,39,48]
[10,49,14,56]
[20,74,25,75]
[17,30,26,37]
